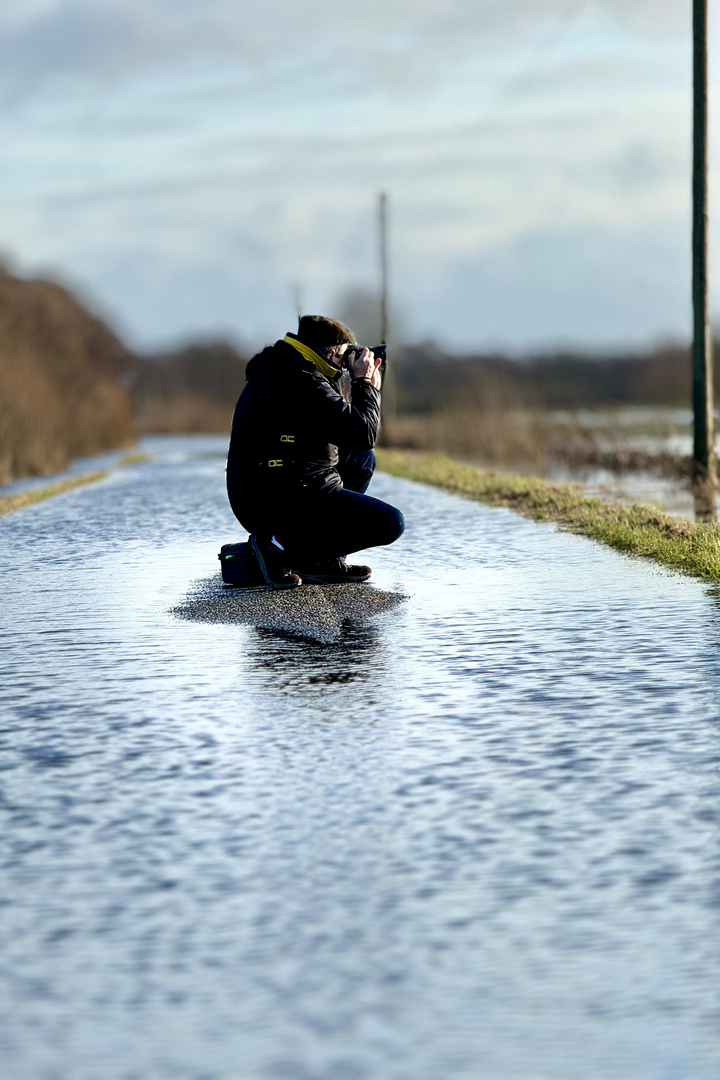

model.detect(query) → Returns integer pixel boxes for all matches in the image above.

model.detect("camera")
[344,343,387,366]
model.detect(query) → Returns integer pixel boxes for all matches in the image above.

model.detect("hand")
[347,346,375,382]
[348,347,383,390]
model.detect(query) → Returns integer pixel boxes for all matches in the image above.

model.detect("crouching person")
[226,315,405,588]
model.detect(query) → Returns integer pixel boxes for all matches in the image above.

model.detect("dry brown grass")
[133,394,234,434]
[0,269,135,482]
[383,404,691,480]
[384,406,547,470]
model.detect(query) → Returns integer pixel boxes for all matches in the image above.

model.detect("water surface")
[1,436,719,1079]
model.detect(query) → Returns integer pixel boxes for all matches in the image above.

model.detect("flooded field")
[1,436,719,1080]
[547,406,698,518]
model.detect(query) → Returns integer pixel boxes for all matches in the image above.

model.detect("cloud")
[0,0,706,350]
[416,221,692,349]
[0,0,688,98]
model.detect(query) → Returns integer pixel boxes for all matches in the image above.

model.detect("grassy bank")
[0,453,152,519]
[376,449,720,582]
[0,471,107,518]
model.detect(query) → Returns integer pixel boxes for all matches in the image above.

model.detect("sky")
[0,0,718,353]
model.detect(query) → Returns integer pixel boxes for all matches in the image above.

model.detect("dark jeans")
[234,449,404,565]
[337,448,376,495]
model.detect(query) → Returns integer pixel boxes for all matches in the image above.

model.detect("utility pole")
[692,0,716,521]
[292,283,304,323]
[377,191,397,437]
[379,192,389,344]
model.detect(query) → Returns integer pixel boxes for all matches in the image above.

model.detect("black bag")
[218,542,265,586]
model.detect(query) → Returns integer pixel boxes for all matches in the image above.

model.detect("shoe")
[295,558,371,584]
[250,535,302,589]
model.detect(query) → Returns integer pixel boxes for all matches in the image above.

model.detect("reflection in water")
[245,622,394,704]
[1,436,720,1080]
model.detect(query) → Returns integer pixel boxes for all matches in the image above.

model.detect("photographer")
[226,314,405,588]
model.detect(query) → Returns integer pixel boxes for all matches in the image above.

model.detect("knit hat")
[296,315,356,349]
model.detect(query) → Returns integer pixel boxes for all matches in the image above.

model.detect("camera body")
[343,343,387,367]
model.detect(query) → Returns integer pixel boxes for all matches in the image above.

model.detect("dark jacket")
[226,336,381,515]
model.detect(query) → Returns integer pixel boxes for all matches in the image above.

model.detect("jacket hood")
[245,344,279,381]
[245,337,342,382]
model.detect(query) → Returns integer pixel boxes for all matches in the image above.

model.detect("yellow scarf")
[283,334,341,379]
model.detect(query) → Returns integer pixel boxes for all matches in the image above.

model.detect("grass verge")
[376,448,720,582]
[0,450,152,519]
[0,471,108,518]
[117,451,150,466]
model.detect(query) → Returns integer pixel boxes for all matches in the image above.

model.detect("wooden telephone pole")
[377,192,397,434]
[692,0,716,520]
[379,192,389,344]
[292,283,304,322]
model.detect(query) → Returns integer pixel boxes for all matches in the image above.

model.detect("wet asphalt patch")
[170,577,407,644]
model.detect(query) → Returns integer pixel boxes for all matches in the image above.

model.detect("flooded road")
[1,436,719,1080]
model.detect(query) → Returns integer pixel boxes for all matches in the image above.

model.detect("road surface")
[1,436,718,1079]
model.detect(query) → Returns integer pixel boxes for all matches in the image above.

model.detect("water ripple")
[1,438,719,1079]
